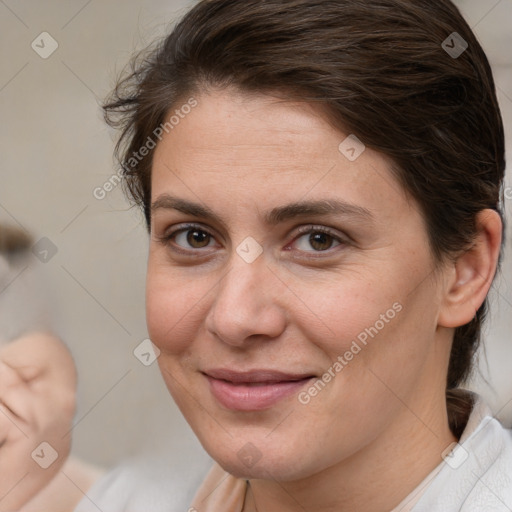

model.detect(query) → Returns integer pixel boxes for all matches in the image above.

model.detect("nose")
[204,252,287,347]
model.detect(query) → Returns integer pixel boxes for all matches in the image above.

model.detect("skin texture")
[146,88,502,512]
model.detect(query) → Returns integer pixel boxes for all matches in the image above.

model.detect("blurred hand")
[0,332,76,511]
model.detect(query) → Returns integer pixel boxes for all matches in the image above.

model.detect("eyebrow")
[151,194,374,226]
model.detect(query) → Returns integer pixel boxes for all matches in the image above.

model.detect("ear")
[438,209,503,328]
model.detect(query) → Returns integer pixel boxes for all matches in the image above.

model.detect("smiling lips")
[204,369,315,411]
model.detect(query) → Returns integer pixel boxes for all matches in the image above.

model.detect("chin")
[199,433,320,482]
[222,455,321,482]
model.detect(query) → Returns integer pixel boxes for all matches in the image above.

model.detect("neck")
[243,391,458,512]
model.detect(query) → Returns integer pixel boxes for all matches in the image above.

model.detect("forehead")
[150,88,411,223]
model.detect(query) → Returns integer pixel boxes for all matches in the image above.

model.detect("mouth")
[202,369,315,411]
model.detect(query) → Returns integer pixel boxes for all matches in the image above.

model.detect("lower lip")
[206,376,313,411]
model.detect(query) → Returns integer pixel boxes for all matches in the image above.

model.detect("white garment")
[75,393,512,511]
[411,397,512,511]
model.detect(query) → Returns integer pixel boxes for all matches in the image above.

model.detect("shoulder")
[74,447,213,512]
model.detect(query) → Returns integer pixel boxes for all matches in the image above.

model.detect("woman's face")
[146,88,452,481]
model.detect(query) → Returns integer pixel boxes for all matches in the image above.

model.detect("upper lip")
[203,368,315,383]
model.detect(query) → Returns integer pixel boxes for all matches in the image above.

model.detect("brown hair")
[102,0,506,427]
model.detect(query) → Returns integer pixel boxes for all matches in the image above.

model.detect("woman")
[77,0,511,510]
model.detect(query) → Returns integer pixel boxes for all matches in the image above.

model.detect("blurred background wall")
[0,0,511,469]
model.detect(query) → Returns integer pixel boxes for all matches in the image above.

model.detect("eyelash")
[157,223,347,258]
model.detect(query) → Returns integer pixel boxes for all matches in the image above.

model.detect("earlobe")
[438,209,502,329]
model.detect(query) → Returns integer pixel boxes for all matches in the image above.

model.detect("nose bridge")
[205,248,286,345]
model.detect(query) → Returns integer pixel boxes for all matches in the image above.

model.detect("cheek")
[295,262,438,397]
[145,259,208,356]
[293,272,403,358]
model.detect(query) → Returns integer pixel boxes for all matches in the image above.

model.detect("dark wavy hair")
[101,0,506,435]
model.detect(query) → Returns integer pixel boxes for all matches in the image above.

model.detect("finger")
[0,333,77,389]
[0,361,35,423]
[0,402,29,442]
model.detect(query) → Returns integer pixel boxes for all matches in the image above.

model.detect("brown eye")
[308,232,336,251]
[293,227,343,253]
[174,228,214,249]
[156,223,218,254]
[184,229,211,248]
